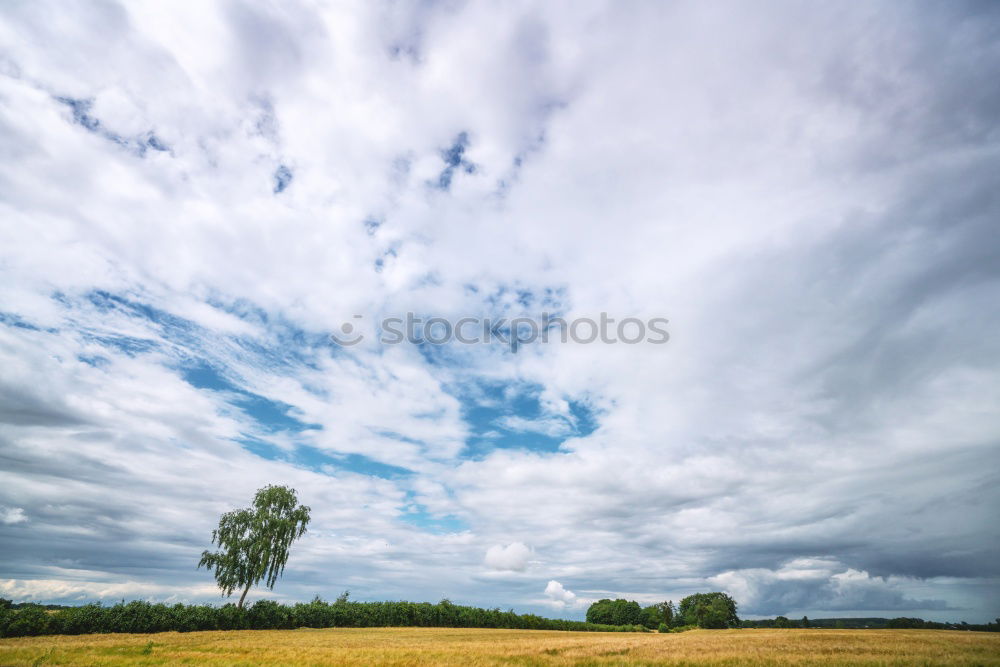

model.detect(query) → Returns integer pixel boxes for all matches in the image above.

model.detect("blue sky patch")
[0,311,44,331]
[180,361,320,433]
[66,290,334,439]
[234,393,319,433]
[457,381,598,458]
[434,131,478,191]
[237,437,413,480]
[298,447,413,479]
[83,333,159,356]
[56,97,171,157]
[274,165,293,193]
[400,502,469,534]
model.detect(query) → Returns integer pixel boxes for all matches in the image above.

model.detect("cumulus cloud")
[0,506,27,525]
[484,542,531,572]
[544,580,578,608]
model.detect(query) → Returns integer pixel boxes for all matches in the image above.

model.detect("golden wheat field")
[1,627,998,666]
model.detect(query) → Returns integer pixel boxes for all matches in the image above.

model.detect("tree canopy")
[678,592,740,629]
[642,601,675,629]
[198,485,311,609]
[585,599,644,626]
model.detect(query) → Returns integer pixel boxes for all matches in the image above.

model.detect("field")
[2,627,999,666]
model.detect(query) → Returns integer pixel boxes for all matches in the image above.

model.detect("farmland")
[2,627,999,666]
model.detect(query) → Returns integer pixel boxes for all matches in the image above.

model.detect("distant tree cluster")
[0,599,70,611]
[885,617,1000,632]
[677,593,740,629]
[740,616,1000,632]
[743,616,854,629]
[586,592,739,631]
[585,599,644,626]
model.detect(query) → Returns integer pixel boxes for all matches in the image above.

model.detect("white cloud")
[0,579,221,603]
[484,542,531,572]
[497,415,573,438]
[544,580,578,608]
[0,506,27,525]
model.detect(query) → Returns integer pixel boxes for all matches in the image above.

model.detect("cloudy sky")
[1,1,998,622]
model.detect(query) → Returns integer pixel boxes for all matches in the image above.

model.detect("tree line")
[0,595,649,638]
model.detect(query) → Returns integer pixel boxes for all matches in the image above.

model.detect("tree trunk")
[237,582,252,610]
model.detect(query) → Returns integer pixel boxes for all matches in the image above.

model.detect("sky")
[1,1,998,623]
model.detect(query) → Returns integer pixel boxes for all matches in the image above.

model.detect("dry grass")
[2,627,999,666]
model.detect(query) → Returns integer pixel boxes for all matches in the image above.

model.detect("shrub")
[4,605,51,637]
[216,603,248,631]
[293,597,334,628]
[51,603,106,635]
[658,622,669,633]
[99,601,176,633]
[247,600,293,630]
[0,606,11,636]
[172,603,218,632]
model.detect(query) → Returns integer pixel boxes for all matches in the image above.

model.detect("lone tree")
[198,484,311,609]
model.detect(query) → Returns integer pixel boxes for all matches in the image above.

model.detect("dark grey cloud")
[719,560,954,616]
[0,385,87,427]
